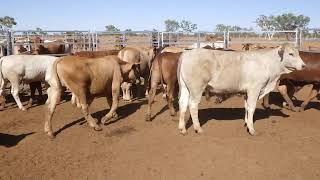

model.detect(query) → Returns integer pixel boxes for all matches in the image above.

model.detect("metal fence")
[93,31,160,51]
[300,28,320,51]
[11,30,92,54]
[0,29,319,56]
[0,30,10,56]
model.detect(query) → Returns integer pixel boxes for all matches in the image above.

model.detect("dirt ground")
[1,86,320,180]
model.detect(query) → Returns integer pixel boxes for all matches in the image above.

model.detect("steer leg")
[278,84,299,112]
[101,81,120,124]
[121,82,132,101]
[189,93,203,134]
[167,82,176,117]
[0,80,7,110]
[44,86,61,138]
[178,85,190,135]
[145,70,160,121]
[76,90,101,131]
[262,93,270,110]
[300,84,320,111]
[245,90,260,135]
[10,78,26,111]
[27,83,37,108]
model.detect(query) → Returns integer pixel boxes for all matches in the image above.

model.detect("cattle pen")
[1,27,320,179]
[0,29,320,56]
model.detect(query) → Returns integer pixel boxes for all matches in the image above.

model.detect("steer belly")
[208,64,243,93]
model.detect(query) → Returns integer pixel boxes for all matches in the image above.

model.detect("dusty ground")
[1,87,320,180]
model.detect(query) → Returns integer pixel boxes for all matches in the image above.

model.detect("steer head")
[119,61,141,83]
[278,44,305,73]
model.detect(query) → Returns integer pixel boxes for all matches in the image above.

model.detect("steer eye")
[289,53,294,56]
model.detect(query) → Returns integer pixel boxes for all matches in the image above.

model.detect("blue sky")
[1,0,319,31]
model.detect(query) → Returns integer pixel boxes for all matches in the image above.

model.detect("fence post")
[223,31,229,49]
[295,29,299,48]
[6,30,12,55]
[161,32,164,47]
[197,32,200,48]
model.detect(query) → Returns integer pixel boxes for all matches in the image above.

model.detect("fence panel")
[227,30,298,50]
[11,30,91,55]
[94,31,159,51]
[300,29,320,51]
[0,30,10,56]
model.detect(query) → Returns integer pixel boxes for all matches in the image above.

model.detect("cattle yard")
[1,28,320,180]
[1,29,320,55]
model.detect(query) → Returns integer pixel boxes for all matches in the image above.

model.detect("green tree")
[164,19,180,32]
[180,20,197,32]
[105,25,120,32]
[0,16,17,30]
[273,13,310,30]
[215,24,245,32]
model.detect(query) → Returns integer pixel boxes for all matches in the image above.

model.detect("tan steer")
[45,55,140,138]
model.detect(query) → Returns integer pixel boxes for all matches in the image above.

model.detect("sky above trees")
[0,0,319,31]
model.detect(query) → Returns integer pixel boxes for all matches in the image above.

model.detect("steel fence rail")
[1,29,319,55]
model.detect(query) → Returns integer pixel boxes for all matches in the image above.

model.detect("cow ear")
[278,46,285,61]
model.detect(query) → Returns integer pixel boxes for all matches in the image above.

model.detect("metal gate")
[11,30,92,55]
[0,30,11,56]
[93,31,160,51]
[300,28,320,51]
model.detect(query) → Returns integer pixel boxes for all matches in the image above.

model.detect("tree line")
[0,13,317,33]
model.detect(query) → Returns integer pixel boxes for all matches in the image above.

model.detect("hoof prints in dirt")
[105,126,136,138]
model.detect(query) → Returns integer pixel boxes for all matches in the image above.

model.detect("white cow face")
[279,44,305,73]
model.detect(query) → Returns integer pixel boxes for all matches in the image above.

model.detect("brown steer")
[74,50,120,58]
[45,55,139,138]
[145,52,181,121]
[263,51,320,111]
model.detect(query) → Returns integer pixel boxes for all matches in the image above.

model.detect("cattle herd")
[1,36,320,140]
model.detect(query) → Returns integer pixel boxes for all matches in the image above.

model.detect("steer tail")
[157,55,166,94]
[0,58,4,94]
[50,58,63,104]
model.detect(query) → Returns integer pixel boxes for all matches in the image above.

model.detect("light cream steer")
[177,44,305,135]
[118,47,155,101]
[0,55,59,111]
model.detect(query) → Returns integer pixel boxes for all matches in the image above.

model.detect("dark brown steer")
[263,51,320,111]
[145,52,181,121]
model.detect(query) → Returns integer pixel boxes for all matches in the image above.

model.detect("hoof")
[291,107,300,112]
[299,105,306,112]
[94,125,102,131]
[145,113,151,121]
[21,107,27,111]
[101,116,112,125]
[195,127,203,134]
[47,132,55,139]
[171,116,178,122]
[248,128,256,136]
[179,128,187,135]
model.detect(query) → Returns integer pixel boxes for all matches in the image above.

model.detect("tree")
[0,16,17,30]
[164,19,180,32]
[31,27,47,35]
[215,24,229,32]
[256,13,310,39]
[180,20,197,32]
[273,13,310,30]
[105,25,120,32]
[215,24,244,32]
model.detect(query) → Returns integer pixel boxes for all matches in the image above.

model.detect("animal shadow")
[54,100,145,136]
[0,132,35,147]
[185,107,288,129]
